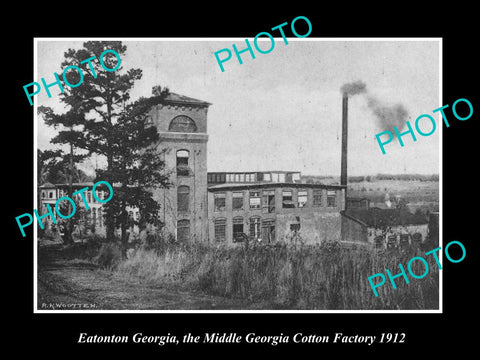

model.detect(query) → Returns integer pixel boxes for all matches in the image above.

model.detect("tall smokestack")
[341,93,348,186]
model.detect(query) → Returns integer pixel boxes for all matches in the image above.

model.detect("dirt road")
[37,244,253,311]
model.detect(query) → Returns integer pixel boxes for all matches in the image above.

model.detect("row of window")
[213,216,276,243]
[40,189,107,203]
[213,189,337,212]
[207,172,302,184]
[41,203,105,228]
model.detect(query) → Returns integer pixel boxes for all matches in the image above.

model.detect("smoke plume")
[340,80,367,96]
[367,96,408,135]
[340,80,409,136]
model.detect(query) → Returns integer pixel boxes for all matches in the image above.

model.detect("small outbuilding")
[341,207,429,248]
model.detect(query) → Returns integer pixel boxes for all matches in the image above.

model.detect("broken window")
[177,219,190,242]
[399,234,410,247]
[313,189,322,207]
[262,190,275,213]
[327,190,336,207]
[232,191,244,210]
[290,223,300,232]
[214,218,226,241]
[282,190,295,208]
[387,234,397,249]
[374,235,385,249]
[177,185,190,212]
[176,150,190,177]
[412,232,422,245]
[233,217,244,240]
[298,190,308,208]
[214,193,226,211]
[249,216,261,239]
[262,219,276,243]
[249,191,261,209]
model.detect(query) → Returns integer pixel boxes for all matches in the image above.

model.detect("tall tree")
[39,41,170,251]
[37,149,63,185]
[96,92,171,256]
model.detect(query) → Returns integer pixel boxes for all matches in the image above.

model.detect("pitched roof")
[344,208,428,227]
[163,92,211,107]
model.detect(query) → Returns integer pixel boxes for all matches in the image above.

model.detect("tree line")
[303,174,439,183]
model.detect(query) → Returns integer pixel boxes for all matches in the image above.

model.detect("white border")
[33,37,443,314]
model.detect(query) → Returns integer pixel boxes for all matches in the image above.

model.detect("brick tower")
[148,92,211,242]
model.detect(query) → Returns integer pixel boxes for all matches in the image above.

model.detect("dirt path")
[37,245,253,311]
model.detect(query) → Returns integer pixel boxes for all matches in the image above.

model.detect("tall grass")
[115,241,439,310]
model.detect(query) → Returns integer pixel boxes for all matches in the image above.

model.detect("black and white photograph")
[7,7,477,356]
[34,38,441,311]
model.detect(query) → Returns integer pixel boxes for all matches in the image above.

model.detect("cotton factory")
[38,90,436,248]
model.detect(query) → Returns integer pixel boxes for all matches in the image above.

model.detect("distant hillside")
[301,173,439,184]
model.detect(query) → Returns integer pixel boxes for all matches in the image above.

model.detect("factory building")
[207,181,345,245]
[39,90,431,247]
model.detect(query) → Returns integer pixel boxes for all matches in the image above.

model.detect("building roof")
[163,92,211,107]
[347,197,370,202]
[208,182,346,192]
[208,170,301,174]
[51,182,94,188]
[343,208,428,227]
[39,182,56,188]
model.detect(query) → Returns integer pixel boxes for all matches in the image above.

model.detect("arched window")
[177,150,190,177]
[177,186,190,212]
[169,115,197,133]
[177,219,190,242]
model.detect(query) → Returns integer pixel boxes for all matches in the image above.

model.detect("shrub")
[95,242,122,269]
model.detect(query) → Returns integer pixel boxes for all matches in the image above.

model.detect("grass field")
[112,240,439,310]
